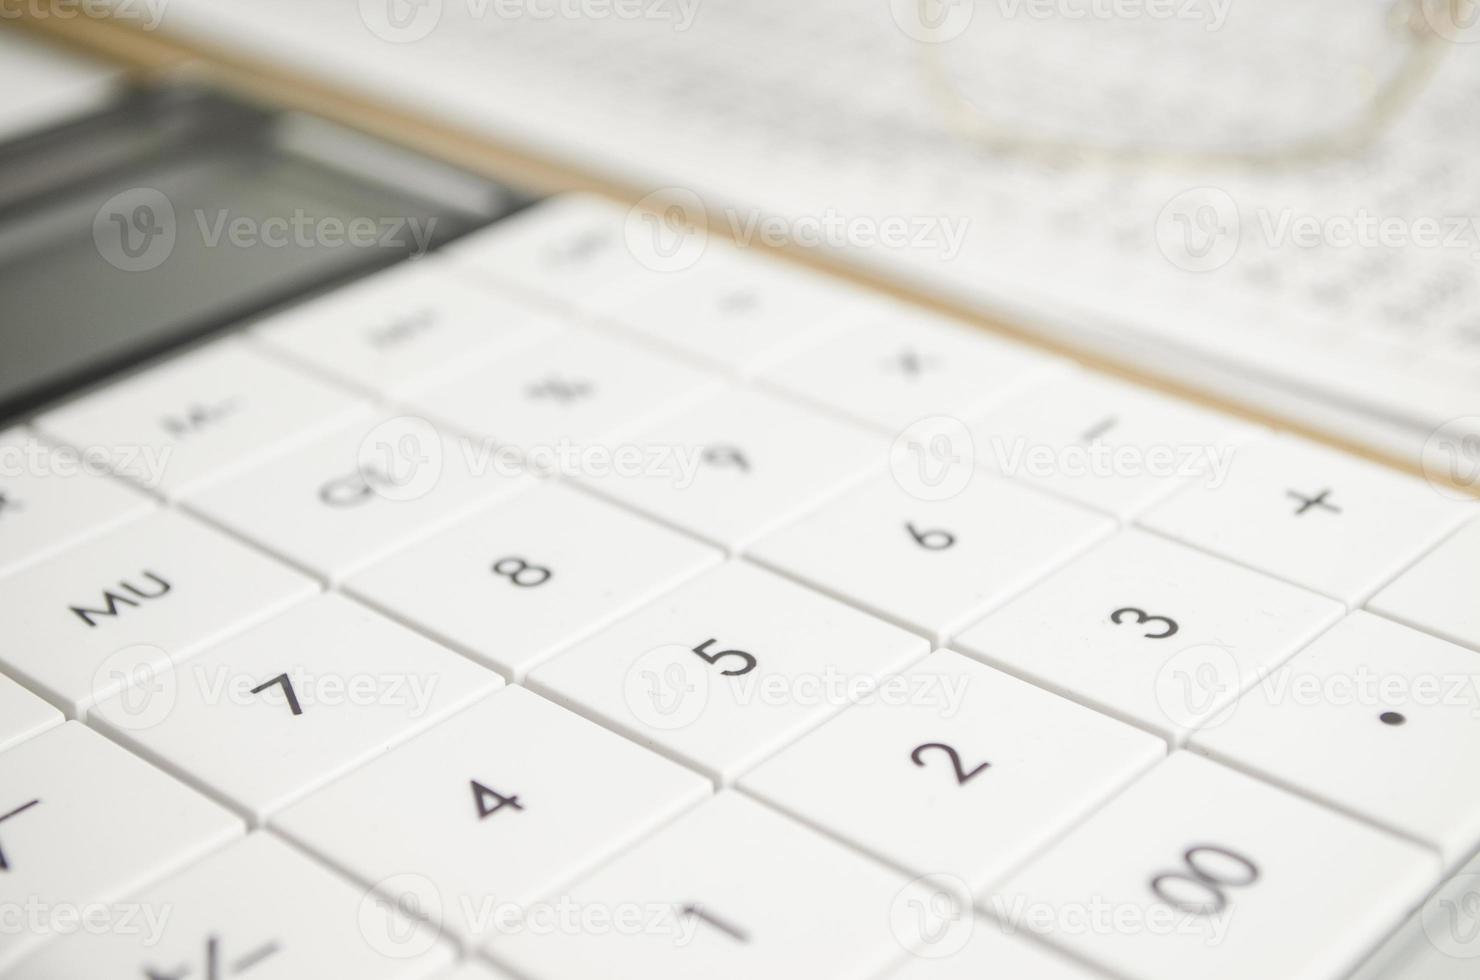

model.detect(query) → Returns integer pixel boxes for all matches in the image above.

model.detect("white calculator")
[0,83,1478,980]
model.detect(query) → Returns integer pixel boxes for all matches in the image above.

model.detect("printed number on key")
[691,638,756,676]
[1110,607,1179,639]
[1149,844,1260,915]
[911,742,990,785]
[905,522,956,551]
[492,557,553,588]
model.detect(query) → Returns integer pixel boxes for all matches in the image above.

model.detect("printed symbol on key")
[1081,415,1118,443]
[70,571,173,628]
[249,673,303,716]
[911,743,990,785]
[160,398,244,438]
[717,288,759,315]
[701,445,750,473]
[526,377,594,403]
[471,780,523,819]
[887,349,938,377]
[681,904,748,943]
[144,934,280,979]
[367,308,437,349]
[0,799,40,871]
[1286,487,1341,516]
[1149,844,1260,916]
[1110,606,1180,639]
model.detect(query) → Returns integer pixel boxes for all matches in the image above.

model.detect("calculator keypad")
[0,194,1466,980]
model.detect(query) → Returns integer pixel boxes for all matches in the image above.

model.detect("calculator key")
[760,308,1064,432]
[37,339,370,498]
[972,371,1257,520]
[528,561,929,783]
[0,722,242,970]
[405,328,719,454]
[606,249,861,375]
[1141,435,1473,605]
[995,752,1437,980]
[0,427,153,577]
[880,921,1108,980]
[0,673,62,753]
[272,686,709,944]
[1369,516,1480,652]
[750,471,1113,643]
[254,257,559,396]
[445,195,664,315]
[1192,612,1480,867]
[953,529,1342,742]
[741,650,1163,895]
[10,832,453,980]
[576,387,884,552]
[90,593,502,824]
[185,416,529,583]
[486,791,918,980]
[0,509,317,715]
[345,483,719,679]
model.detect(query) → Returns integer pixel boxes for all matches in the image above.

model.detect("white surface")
[106,0,1480,457]
[528,560,929,783]
[740,649,1163,895]
[487,791,921,980]
[273,686,710,944]
[344,482,719,679]
[750,471,1113,644]
[0,427,154,578]
[1369,517,1480,653]
[37,340,370,498]
[9,832,453,979]
[0,508,316,715]
[0,722,242,971]
[953,528,1344,742]
[1193,612,1480,867]
[997,752,1439,980]
[1141,435,1474,605]
[185,415,530,582]
[972,370,1261,520]
[253,257,561,396]
[760,307,1065,433]
[90,593,503,823]
[0,31,118,140]
[576,386,885,552]
[0,672,63,754]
